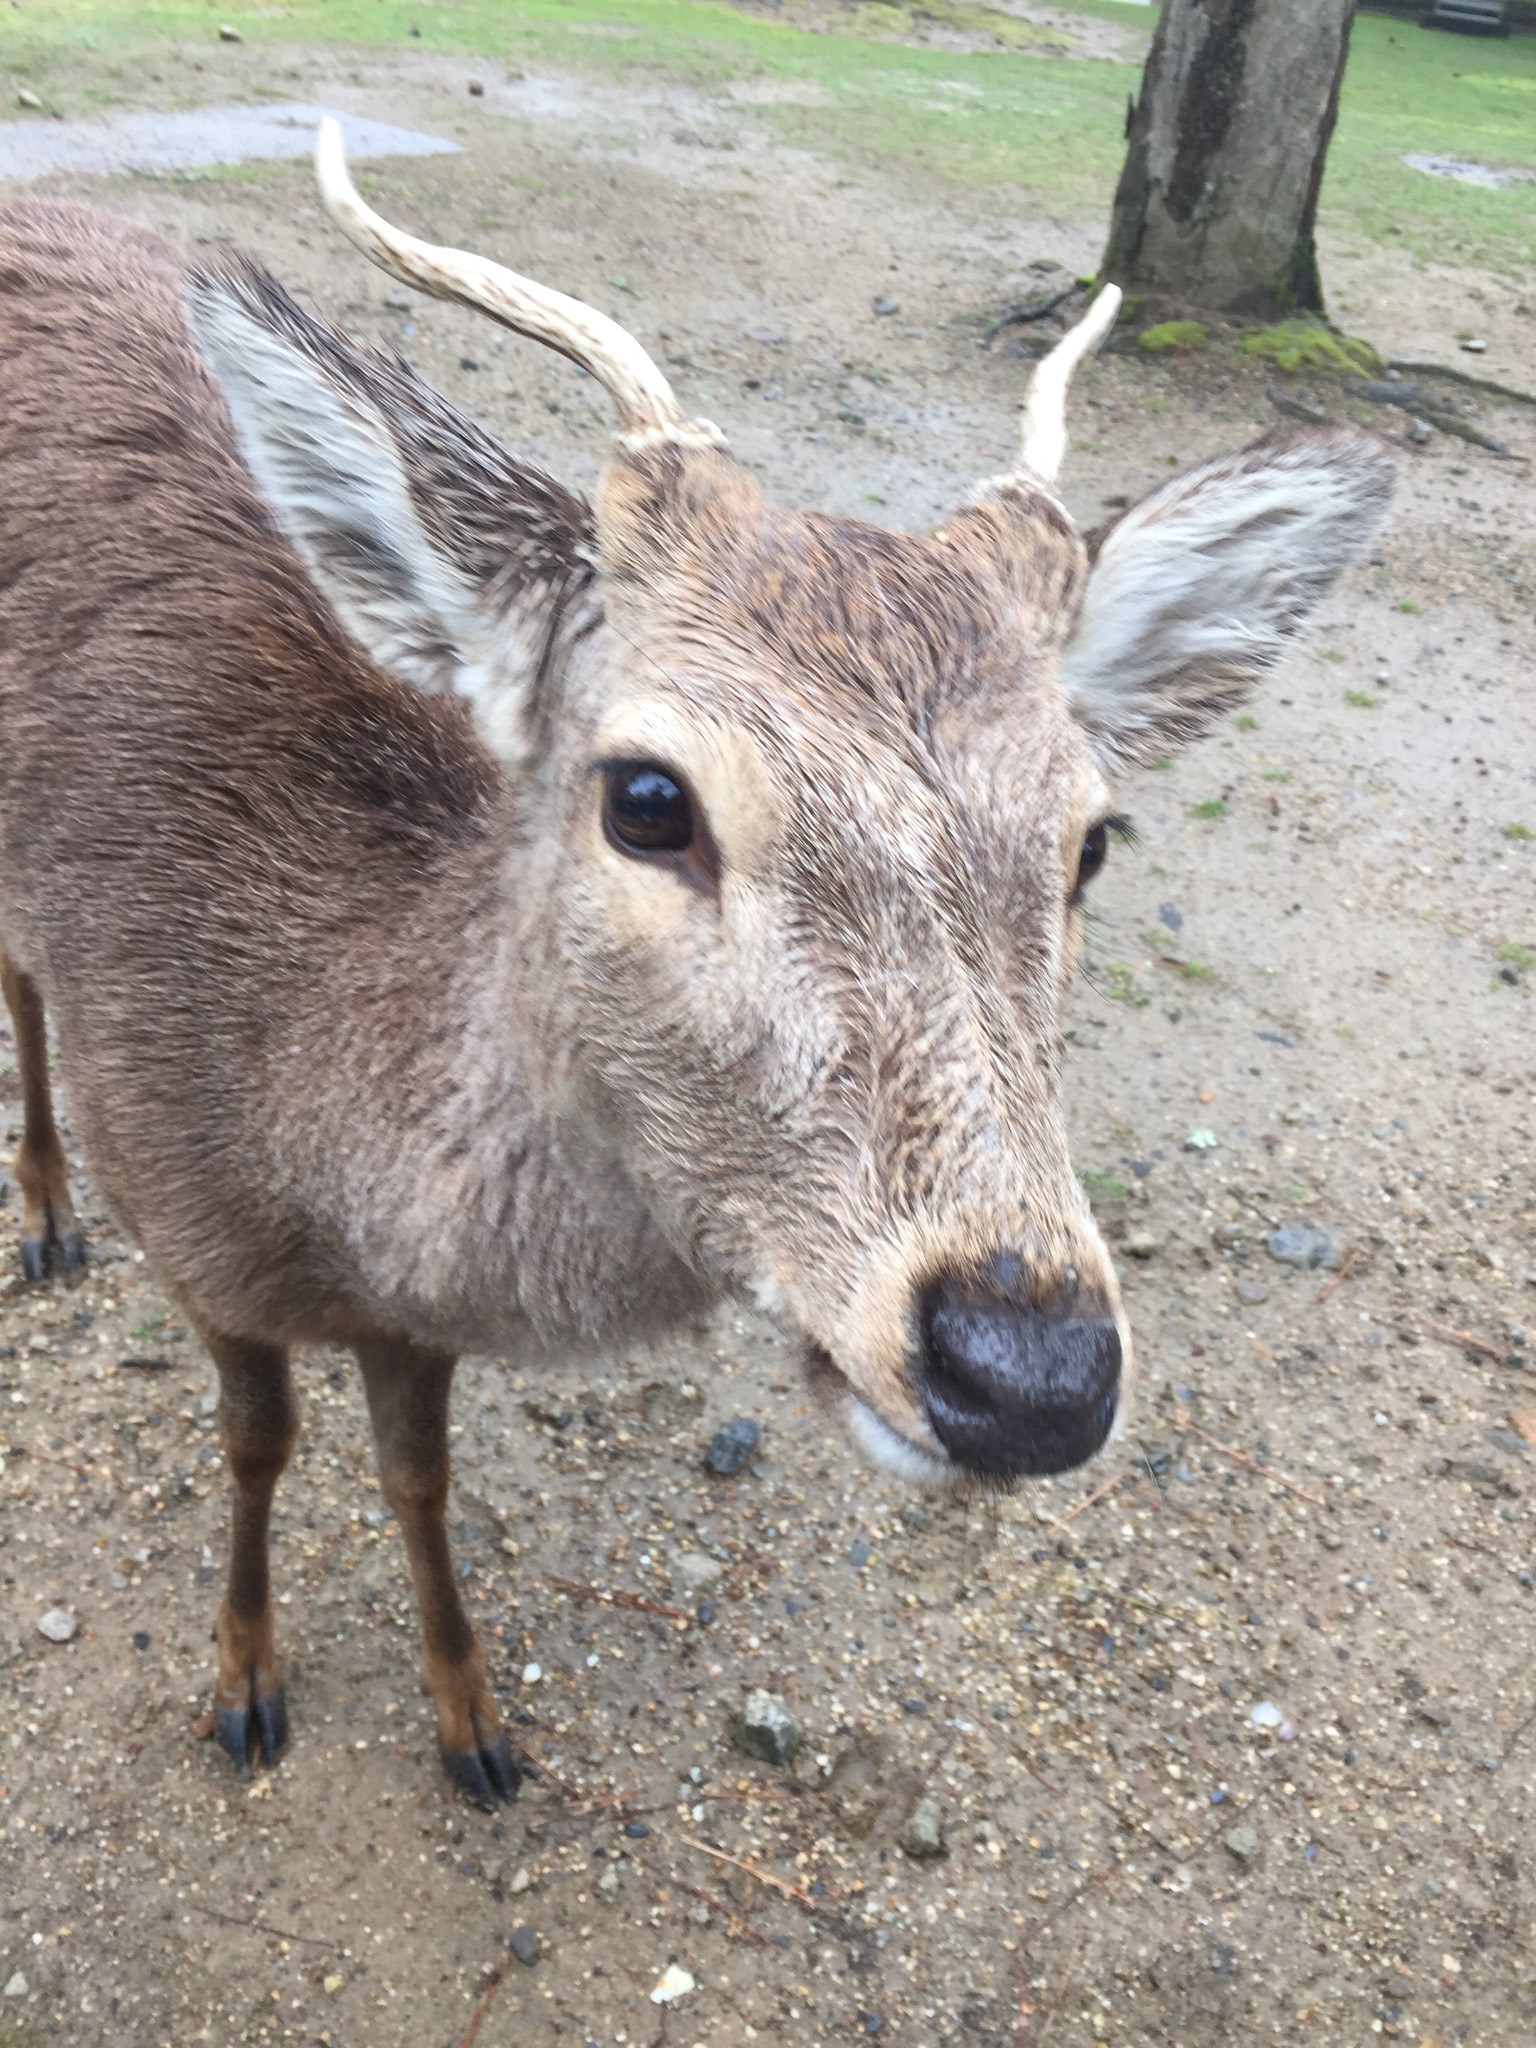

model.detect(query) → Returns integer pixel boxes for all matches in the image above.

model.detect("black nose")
[919,1267,1121,1481]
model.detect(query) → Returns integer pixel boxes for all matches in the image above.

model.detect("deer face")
[190,123,1392,1485]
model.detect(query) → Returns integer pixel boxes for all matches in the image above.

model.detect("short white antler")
[313,117,724,452]
[1014,283,1122,485]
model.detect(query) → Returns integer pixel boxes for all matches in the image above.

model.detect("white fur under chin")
[846,1397,950,1486]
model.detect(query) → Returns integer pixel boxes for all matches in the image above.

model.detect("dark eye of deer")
[603,762,694,857]
[1076,822,1109,892]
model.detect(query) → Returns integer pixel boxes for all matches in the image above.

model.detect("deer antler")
[313,117,724,452]
[1012,284,1122,487]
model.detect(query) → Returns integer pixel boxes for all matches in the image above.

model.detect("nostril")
[919,1274,1120,1482]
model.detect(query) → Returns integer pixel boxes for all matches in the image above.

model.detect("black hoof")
[19,1237,47,1285]
[216,1706,254,1776]
[253,1689,289,1765]
[444,1736,520,1810]
[55,1229,88,1281]
[215,1688,288,1774]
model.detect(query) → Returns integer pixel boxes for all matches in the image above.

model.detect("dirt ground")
[3,30,1536,2048]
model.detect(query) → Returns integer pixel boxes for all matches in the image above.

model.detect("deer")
[0,120,1391,1807]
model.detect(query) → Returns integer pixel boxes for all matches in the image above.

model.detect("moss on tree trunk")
[1102,0,1356,320]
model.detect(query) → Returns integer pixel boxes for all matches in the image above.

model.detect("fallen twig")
[1410,403,1523,460]
[983,284,1079,343]
[671,1876,771,1947]
[1424,1320,1507,1365]
[1387,358,1536,410]
[1312,1244,1361,1303]
[186,1903,334,1950]
[457,1966,504,2048]
[547,1576,693,1623]
[1266,381,1335,426]
[1048,1470,1129,1531]
[1180,1419,1326,1508]
[678,1835,819,1910]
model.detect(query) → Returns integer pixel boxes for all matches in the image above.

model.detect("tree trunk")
[1102,0,1356,320]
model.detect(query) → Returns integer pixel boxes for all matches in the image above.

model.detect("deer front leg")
[0,952,85,1283]
[354,1333,517,1809]
[206,1333,299,1773]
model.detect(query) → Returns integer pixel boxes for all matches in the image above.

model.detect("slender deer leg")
[0,952,84,1283]
[354,1333,517,1809]
[206,1332,299,1773]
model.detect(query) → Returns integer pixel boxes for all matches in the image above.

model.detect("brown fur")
[0,198,1390,1791]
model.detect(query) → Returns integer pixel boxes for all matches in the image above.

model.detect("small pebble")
[1123,1229,1161,1259]
[1268,1225,1335,1270]
[1223,1825,1261,1865]
[898,1795,947,1860]
[673,1551,724,1597]
[16,89,43,111]
[507,1924,539,1967]
[467,79,485,95]
[322,1974,343,1996]
[217,22,242,39]
[3,1972,27,1999]
[37,1608,76,1644]
[704,1416,760,1476]
[624,1819,650,1838]
[510,1867,531,1894]
[1248,1699,1284,1729]
[872,297,899,316]
[651,1963,696,2004]
[520,1661,542,1685]
[735,1689,802,1765]
[132,1630,151,1651]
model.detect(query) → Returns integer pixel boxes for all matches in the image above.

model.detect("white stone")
[37,1608,76,1643]
[650,1964,696,2005]
[673,1551,724,1596]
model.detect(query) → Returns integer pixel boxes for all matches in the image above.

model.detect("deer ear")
[186,268,592,762]
[1060,428,1393,765]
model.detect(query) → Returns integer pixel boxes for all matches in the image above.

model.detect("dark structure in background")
[1101,0,1357,320]
[1424,0,1509,29]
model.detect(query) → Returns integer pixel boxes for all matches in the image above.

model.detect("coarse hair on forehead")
[600,445,1090,740]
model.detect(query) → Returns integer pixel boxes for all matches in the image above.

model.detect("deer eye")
[603,761,695,857]
[1076,821,1109,892]
[1073,814,1133,902]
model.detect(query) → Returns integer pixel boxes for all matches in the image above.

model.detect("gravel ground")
[2,31,1535,2048]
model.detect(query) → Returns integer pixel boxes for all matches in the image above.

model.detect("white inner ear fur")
[187,281,508,725]
[1059,435,1393,756]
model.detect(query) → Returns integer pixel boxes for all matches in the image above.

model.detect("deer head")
[186,122,1392,1487]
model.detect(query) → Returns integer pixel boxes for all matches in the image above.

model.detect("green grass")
[1344,689,1382,708]
[1237,321,1381,375]
[1234,713,1259,731]
[1504,822,1532,842]
[1191,797,1228,822]
[1076,1165,1127,1207]
[1497,941,1534,972]
[3,4,1533,274]
[1102,963,1148,1009]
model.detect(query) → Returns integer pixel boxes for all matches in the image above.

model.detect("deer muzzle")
[915,1262,1122,1483]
